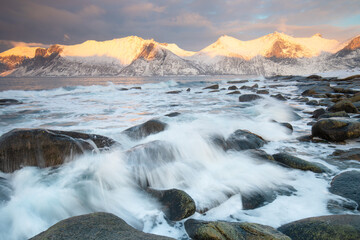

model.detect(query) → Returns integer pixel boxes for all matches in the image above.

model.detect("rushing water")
[0,75,359,239]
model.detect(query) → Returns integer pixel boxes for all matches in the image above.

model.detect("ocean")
[0,75,359,239]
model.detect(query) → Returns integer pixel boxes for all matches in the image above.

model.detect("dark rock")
[130,87,141,90]
[333,87,359,94]
[147,188,196,221]
[318,111,350,119]
[245,149,275,162]
[210,90,220,93]
[272,153,327,173]
[302,85,334,96]
[203,84,219,90]
[185,219,290,240]
[227,80,249,84]
[241,191,277,210]
[312,119,360,141]
[278,214,360,240]
[30,212,174,240]
[307,75,322,80]
[0,177,12,202]
[130,87,142,90]
[165,112,180,117]
[226,90,241,95]
[186,88,191,92]
[350,93,360,103]
[210,134,228,151]
[271,94,287,101]
[228,86,238,90]
[280,122,293,132]
[240,84,258,90]
[297,135,313,142]
[328,100,358,113]
[123,120,168,140]
[239,94,263,102]
[331,148,360,161]
[226,130,267,151]
[330,171,360,208]
[166,90,181,94]
[256,89,269,94]
[312,108,326,118]
[306,100,318,106]
[0,129,117,173]
[118,88,129,91]
[0,99,22,106]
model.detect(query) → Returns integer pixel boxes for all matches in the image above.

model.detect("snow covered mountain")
[0,33,359,77]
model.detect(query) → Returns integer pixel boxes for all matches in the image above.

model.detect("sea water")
[0,75,358,239]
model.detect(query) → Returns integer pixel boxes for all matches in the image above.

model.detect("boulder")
[30,212,174,240]
[203,84,219,90]
[228,86,238,90]
[0,129,117,173]
[328,100,358,113]
[272,153,327,173]
[123,120,168,140]
[147,188,196,221]
[312,119,360,141]
[185,219,290,240]
[278,215,360,240]
[0,99,22,106]
[331,148,360,161]
[329,171,360,208]
[239,94,263,102]
[226,130,267,151]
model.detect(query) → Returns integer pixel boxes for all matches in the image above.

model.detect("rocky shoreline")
[1,74,360,239]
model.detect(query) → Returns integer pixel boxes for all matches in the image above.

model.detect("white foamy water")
[0,76,358,239]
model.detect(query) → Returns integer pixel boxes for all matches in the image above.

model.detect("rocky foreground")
[1,74,360,239]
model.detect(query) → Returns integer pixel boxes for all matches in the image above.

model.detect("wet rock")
[226,90,241,95]
[210,134,228,151]
[210,90,220,93]
[165,112,180,117]
[30,212,174,240]
[0,99,22,106]
[331,148,360,161]
[203,84,219,90]
[256,89,269,94]
[307,74,322,80]
[301,85,334,96]
[226,130,267,151]
[350,93,360,103]
[297,135,314,142]
[329,171,360,208]
[0,177,12,203]
[166,90,181,94]
[245,149,275,162]
[228,85,238,90]
[318,111,350,119]
[130,86,141,90]
[328,100,358,113]
[278,214,360,240]
[280,122,293,132]
[186,88,191,92]
[239,94,263,102]
[333,87,359,94]
[123,119,168,140]
[271,94,287,101]
[272,153,327,173]
[312,119,360,141]
[227,80,249,84]
[240,84,258,90]
[312,108,326,118]
[147,188,196,221]
[0,128,117,173]
[118,87,129,91]
[306,100,318,106]
[241,191,277,210]
[185,219,290,240]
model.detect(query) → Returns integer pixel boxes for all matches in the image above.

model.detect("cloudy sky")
[0,0,360,52]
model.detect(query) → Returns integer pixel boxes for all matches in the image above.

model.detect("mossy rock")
[278,215,360,240]
[147,188,196,221]
[312,119,360,141]
[272,153,327,173]
[185,219,290,240]
[30,212,174,240]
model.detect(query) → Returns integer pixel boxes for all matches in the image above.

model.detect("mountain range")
[0,32,359,77]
